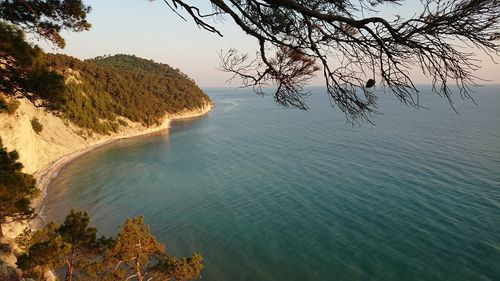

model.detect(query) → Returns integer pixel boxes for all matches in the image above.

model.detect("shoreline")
[10,103,213,232]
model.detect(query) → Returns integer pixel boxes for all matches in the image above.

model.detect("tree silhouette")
[0,0,91,48]
[160,0,500,123]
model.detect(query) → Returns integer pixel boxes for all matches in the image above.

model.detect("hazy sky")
[38,0,500,87]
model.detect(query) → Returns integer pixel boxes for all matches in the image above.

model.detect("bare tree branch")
[158,0,500,123]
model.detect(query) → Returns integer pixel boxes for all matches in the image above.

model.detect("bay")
[42,86,500,281]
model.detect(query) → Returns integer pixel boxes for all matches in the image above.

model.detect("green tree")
[31,117,44,134]
[16,210,111,281]
[161,0,500,123]
[100,216,167,281]
[16,222,69,280]
[58,210,110,281]
[0,96,20,115]
[41,54,210,134]
[0,0,90,103]
[82,216,203,281]
[0,0,91,48]
[0,139,39,238]
[0,21,65,105]
[153,253,204,281]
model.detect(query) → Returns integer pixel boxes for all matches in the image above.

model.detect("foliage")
[163,0,500,123]
[44,54,211,134]
[18,214,203,281]
[92,216,166,280]
[81,216,203,281]
[0,21,66,105]
[0,0,91,48]
[16,222,69,280]
[30,117,43,134]
[58,210,111,281]
[17,210,111,281]
[0,139,39,237]
[0,96,20,115]
[0,0,87,109]
[15,227,34,252]
[153,253,204,281]
[0,0,90,104]
[117,119,128,127]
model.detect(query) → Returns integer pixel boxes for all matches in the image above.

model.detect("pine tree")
[101,216,166,281]
[81,216,203,281]
[16,210,111,281]
[0,0,90,103]
[0,139,39,237]
[58,210,108,281]
[16,222,69,280]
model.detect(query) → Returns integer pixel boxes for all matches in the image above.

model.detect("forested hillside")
[44,54,211,134]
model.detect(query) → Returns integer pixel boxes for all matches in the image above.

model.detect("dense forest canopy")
[44,54,211,134]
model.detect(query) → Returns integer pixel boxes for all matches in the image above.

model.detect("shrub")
[31,117,43,134]
[0,97,20,115]
[118,119,128,126]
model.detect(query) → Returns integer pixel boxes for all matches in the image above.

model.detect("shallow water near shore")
[43,86,500,281]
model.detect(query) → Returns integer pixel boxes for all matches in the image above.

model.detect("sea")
[41,86,500,281]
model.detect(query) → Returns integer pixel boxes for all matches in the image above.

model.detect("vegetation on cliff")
[1,3,210,135]
[0,96,20,115]
[44,54,211,134]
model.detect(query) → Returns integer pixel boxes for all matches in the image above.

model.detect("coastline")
[33,103,213,225]
[1,102,213,238]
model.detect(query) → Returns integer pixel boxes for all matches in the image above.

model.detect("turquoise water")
[43,86,500,281]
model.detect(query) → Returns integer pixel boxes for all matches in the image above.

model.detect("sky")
[38,0,500,87]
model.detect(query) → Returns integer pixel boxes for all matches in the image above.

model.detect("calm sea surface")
[42,86,500,281]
